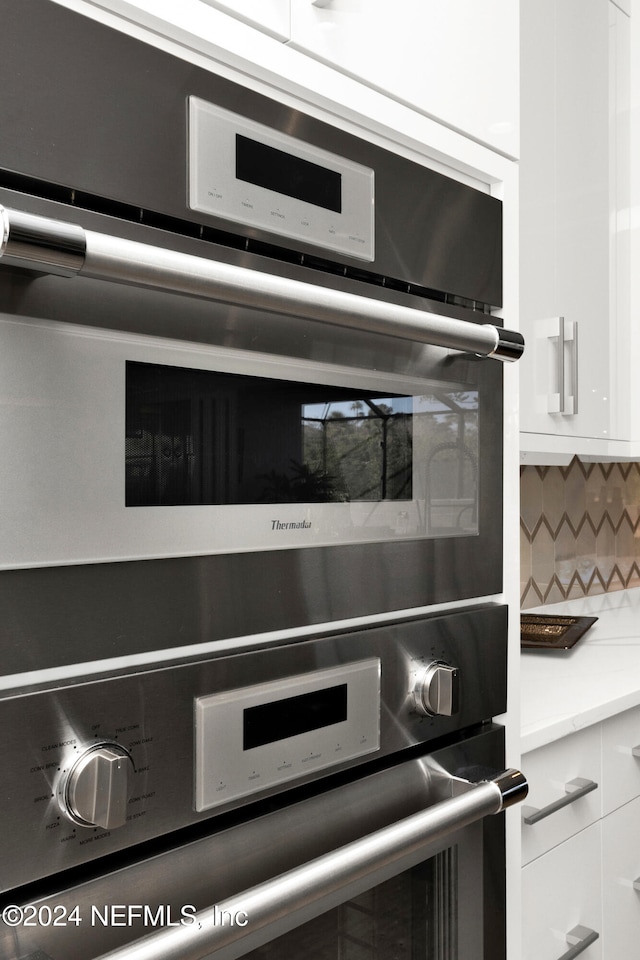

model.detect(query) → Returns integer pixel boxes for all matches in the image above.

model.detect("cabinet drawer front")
[522,822,602,960]
[602,705,640,815]
[603,795,640,956]
[522,726,602,865]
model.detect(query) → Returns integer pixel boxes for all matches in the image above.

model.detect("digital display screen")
[236,134,342,213]
[243,684,348,750]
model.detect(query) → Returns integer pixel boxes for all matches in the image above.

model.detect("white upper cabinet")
[519,0,632,462]
[197,0,291,40]
[288,0,519,158]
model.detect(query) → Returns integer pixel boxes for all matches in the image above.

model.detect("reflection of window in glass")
[124,362,479,528]
[302,397,413,503]
[413,391,479,535]
[125,363,414,506]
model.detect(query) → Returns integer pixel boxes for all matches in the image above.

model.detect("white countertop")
[520,588,640,754]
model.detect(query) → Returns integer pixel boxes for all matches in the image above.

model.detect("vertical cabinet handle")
[564,319,578,415]
[547,315,565,413]
[540,316,579,415]
[556,925,599,960]
[522,777,598,825]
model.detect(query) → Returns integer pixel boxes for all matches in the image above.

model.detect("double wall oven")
[0,3,525,959]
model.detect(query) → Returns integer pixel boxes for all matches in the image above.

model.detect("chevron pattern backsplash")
[520,457,640,608]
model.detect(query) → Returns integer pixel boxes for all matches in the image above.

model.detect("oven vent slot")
[0,168,492,315]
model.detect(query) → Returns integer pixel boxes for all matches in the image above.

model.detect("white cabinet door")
[289,0,519,157]
[519,0,614,454]
[603,796,640,957]
[522,822,603,960]
[197,0,291,40]
[602,705,640,816]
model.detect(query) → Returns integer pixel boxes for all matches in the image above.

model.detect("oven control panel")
[188,97,375,261]
[195,659,380,811]
[0,604,507,893]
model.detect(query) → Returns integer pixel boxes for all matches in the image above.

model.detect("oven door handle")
[0,205,524,362]
[91,768,527,960]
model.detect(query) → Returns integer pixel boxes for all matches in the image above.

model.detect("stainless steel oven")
[0,606,526,960]
[0,3,525,959]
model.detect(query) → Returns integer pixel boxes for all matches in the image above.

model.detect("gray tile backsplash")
[520,458,640,608]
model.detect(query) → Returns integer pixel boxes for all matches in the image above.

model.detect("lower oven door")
[0,726,526,960]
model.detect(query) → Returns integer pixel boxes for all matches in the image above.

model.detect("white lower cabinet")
[602,795,640,956]
[522,822,603,960]
[521,725,602,867]
[601,704,640,815]
[522,705,640,957]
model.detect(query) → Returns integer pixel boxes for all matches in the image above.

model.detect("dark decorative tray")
[521,614,599,650]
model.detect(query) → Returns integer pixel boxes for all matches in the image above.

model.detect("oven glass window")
[243,851,459,960]
[125,362,479,536]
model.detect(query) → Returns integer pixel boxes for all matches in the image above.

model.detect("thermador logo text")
[271,520,312,531]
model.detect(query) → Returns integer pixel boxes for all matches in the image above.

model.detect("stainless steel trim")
[557,315,566,413]
[491,767,529,808]
[0,206,86,277]
[90,769,525,960]
[557,925,600,960]
[0,205,524,362]
[522,777,598,825]
[568,319,579,415]
[490,326,525,362]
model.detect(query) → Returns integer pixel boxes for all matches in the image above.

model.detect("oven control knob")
[413,661,460,717]
[62,743,134,829]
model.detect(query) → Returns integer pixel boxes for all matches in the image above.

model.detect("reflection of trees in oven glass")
[301,398,412,503]
[125,362,477,520]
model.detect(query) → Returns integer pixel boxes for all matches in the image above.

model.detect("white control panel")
[195,659,380,811]
[188,97,375,261]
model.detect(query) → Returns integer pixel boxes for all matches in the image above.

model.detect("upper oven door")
[0,187,509,651]
[0,315,497,571]
[0,299,503,624]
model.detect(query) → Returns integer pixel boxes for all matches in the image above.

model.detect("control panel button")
[61,743,134,829]
[413,661,460,717]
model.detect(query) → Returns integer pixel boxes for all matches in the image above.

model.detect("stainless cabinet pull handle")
[556,925,599,960]
[631,745,640,757]
[89,769,527,960]
[566,319,578,415]
[0,206,524,363]
[522,777,597,825]
[547,315,565,413]
[541,316,578,414]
